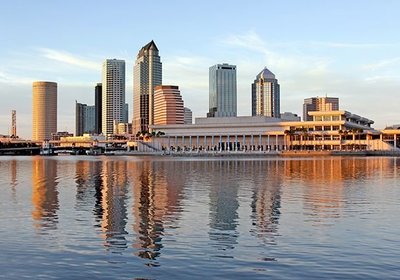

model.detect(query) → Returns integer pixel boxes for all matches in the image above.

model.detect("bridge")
[0,146,41,155]
[0,139,129,155]
[0,137,164,155]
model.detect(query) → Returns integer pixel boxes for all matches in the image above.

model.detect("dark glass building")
[95,83,102,134]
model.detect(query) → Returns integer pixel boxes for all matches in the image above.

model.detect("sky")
[1,0,400,139]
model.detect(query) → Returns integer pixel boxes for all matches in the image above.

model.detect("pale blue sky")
[1,0,400,138]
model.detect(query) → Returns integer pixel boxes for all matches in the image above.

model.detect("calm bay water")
[0,156,399,279]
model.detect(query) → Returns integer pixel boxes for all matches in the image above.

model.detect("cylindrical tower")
[32,81,57,141]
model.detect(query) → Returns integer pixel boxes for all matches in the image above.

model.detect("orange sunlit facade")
[32,81,57,141]
[31,158,59,230]
[153,85,184,126]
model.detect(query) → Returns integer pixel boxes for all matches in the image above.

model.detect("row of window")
[313,115,341,121]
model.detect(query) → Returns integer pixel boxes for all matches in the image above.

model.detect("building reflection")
[282,157,398,225]
[207,160,240,252]
[75,160,93,203]
[0,159,19,203]
[31,158,59,230]
[283,158,345,223]
[100,160,129,253]
[130,160,185,266]
[10,159,18,201]
[92,162,104,225]
[74,160,104,224]
[250,160,282,245]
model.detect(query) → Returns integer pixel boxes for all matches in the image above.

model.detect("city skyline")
[1,1,400,138]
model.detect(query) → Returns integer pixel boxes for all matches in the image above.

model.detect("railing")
[137,140,161,152]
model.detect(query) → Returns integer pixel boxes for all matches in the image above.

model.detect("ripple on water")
[0,156,400,279]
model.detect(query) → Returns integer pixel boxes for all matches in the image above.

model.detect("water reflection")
[100,160,129,253]
[10,160,18,202]
[283,159,345,223]
[31,158,59,230]
[130,160,185,266]
[250,160,282,245]
[16,156,400,277]
[73,160,104,225]
[282,157,400,225]
[92,162,104,226]
[207,161,240,253]
[0,159,19,202]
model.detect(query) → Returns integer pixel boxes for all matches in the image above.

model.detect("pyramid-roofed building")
[256,67,276,80]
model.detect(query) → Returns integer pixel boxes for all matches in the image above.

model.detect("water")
[0,156,399,279]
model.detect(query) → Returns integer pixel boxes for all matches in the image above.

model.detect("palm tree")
[156,131,165,137]
[338,129,345,150]
[348,128,363,150]
[357,128,364,149]
[284,128,295,150]
[299,127,308,150]
[135,131,141,140]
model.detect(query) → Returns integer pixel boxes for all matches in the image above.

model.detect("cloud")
[0,69,35,84]
[364,74,400,83]
[362,57,400,71]
[223,31,331,77]
[163,55,211,89]
[224,30,274,56]
[37,48,100,70]
[309,41,396,49]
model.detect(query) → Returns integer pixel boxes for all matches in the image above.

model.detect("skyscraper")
[208,63,237,118]
[76,101,85,136]
[102,59,125,135]
[184,107,193,124]
[122,103,129,124]
[84,105,95,134]
[303,96,339,121]
[76,101,96,136]
[32,81,57,141]
[11,110,16,137]
[153,85,184,125]
[133,40,162,133]
[94,83,102,134]
[251,67,280,118]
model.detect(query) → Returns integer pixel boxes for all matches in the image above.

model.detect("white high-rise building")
[133,40,162,133]
[251,67,280,118]
[102,59,125,135]
[207,63,237,118]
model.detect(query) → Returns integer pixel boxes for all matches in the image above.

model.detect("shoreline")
[2,150,400,157]
[99,150,400,157]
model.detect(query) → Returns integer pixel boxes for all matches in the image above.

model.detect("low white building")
[150,111,399,152]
